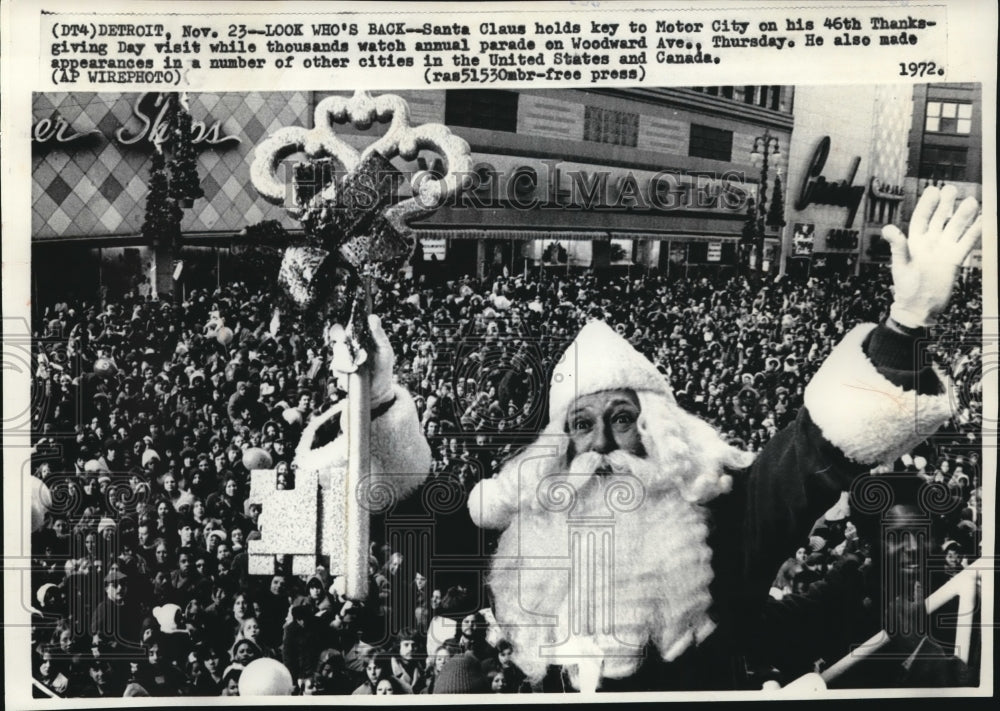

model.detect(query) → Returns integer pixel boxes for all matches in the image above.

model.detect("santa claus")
[295,185,980,691]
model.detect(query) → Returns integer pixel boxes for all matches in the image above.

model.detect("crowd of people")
[28,262,983,696]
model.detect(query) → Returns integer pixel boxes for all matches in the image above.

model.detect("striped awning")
[610,231,740,243]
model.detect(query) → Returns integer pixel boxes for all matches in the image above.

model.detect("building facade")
[31,87,793,300]
[781,82,982,278]
[903,82,983,270]
[781,85,913,277]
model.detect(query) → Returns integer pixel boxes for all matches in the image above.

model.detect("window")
[444,90,519,132]
[583,106,639,147]
[692,86,733,100]
[925,101,972,134]
[689,123,733,161]
[743,86,756,104]
[769,85,781,111]
[919,145,968,181]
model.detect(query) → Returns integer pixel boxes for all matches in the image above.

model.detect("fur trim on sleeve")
[803,324,953,466]
[369,386,431,498]
[293,385,429,502]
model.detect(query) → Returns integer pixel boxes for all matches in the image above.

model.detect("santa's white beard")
[488,448,718,686]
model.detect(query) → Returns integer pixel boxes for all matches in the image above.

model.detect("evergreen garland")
[766,175,787,229]
[140,148,182,252]
[741,197,758,244]
[167,97,204,206]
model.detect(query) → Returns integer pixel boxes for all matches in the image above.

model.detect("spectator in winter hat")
[230,637,263,669]
[433,651,491,694]
[91,569,144,654]
[220,665,242,696]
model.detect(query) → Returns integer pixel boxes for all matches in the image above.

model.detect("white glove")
[883,185,981,328]
[329,315,395,408]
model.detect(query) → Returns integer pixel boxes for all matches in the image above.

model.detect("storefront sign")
[31,116,99,146]
[794,136,865,227]
[867,177,905,224]
[465,153,749,214]
[706,242,723,262]
[116,93,242,148]
[33,92,241,152]
[792,222,815,257]
[826,228,859,250]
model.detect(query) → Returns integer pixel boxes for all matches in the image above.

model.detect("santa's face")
[566,390,644,461]
[485,391,739,686]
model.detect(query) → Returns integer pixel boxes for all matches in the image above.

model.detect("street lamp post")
[749,129,782,273]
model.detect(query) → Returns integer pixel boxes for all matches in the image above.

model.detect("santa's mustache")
[568,450,650,477]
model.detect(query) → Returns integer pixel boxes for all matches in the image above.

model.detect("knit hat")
[433,651,490,694]
[942,539,961,553]
[548,320,673,423]
[97,517,117,536]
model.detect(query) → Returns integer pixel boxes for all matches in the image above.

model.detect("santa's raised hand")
[328,314,396,408]
[882,185,982,329]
